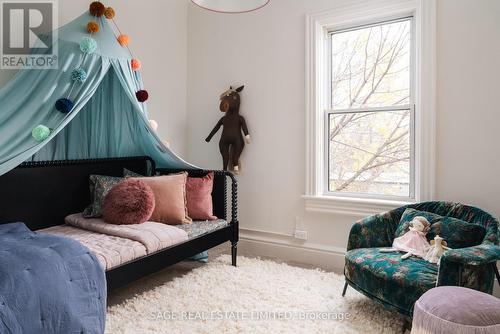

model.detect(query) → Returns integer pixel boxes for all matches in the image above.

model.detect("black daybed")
[0,156,239,290]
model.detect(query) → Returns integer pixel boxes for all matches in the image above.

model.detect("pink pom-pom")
[131,58,141,71]
[102,179,155,225]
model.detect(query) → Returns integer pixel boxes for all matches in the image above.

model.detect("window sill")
[302,195,413,217]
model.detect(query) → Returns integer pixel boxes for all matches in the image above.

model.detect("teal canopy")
[0,12,195,176]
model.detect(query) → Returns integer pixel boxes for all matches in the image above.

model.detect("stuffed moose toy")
[205,85,251,173]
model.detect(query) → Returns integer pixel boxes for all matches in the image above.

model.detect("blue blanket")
[0,223,106,334]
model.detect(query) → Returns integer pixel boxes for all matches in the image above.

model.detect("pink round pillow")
[102,179,155,225]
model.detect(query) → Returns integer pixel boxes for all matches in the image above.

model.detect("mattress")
[177,219,228,238]
[40,219,229,270]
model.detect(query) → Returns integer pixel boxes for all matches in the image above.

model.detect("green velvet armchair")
[343,201,500,317]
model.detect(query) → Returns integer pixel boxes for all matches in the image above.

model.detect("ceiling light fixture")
[191,0,270,14]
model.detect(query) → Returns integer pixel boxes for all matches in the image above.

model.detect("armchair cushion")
[429,217,485,248]
[395,208,486,249]
[345,248,438,315]
[442,244,500,267]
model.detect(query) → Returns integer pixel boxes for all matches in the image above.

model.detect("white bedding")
[40,213,189,270]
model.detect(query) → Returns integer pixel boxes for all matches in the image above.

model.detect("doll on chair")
[380,216,431,259]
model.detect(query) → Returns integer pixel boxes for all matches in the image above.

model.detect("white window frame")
[325,16,416,202]
[304,0,436,216]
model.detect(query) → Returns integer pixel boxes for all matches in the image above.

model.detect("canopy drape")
[0,12,195,176]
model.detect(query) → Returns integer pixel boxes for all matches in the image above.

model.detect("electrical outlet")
[295,216,301,230]
[294,229,308,240]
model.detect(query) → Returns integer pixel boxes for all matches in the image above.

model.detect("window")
[305,0,436,215]
[327,18,414,200]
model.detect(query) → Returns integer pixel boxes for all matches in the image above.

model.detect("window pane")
[328,110,411,197]
[331,19,411,109]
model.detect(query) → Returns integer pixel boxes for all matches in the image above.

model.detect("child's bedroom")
[0,0,498,333]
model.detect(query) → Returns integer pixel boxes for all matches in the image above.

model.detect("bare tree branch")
[329,21,411,193]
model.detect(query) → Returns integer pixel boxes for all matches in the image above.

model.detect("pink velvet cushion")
[131,173,192,225]
[186,172,217,220]
[102,179,155,225]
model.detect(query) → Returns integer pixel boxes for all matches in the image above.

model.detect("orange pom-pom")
[87,21,99,34]
[104,7,115,19]
[131,58,141,71]
[89,1,105,17]
[117,34,130,47]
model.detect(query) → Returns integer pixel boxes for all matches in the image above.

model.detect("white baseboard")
[238,228,346,272]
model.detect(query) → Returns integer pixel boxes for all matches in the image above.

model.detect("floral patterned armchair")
[343,201,500,317]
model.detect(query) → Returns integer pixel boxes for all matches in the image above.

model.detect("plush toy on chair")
[424,235,451,264]
[380,216,431,259]
[205,85,251,174]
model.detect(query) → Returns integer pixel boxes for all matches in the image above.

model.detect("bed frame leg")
[342,281,348,297]
[493,263,500,286]
[231,242,237,267]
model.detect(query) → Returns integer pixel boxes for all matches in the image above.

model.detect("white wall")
[437,0,500,297]
[186,0,500,295]
[436,0,500,218]
[0,0,189,155]
[186,0,365,271]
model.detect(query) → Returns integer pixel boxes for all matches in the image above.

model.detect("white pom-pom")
[149,119,158,131]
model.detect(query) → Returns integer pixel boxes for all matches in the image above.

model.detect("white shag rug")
[106,255,404,334]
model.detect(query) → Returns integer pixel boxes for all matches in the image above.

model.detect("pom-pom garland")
[87,21,99,34]
[55,2,151,116]
[131,58,141,71]
[55,98,74,114]
[32,125,51,142]
[89,1,105,17]
[104,7,115,19]
[71,68,87,83]
[117,34,130,47]
[136,90,149,102]
[80,37,97,54]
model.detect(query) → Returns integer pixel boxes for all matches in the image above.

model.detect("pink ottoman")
[411,286,500,334]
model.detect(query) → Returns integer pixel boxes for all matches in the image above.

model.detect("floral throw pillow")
[123,168,142,177]
[428,217,485,249]
[82,175,124,218]
[395,208,441,238]
[395,208,486,249]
